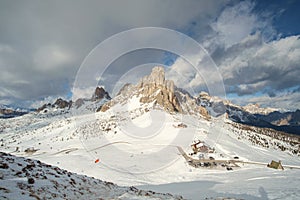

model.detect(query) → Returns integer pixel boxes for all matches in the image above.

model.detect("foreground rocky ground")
[0,152,184,200]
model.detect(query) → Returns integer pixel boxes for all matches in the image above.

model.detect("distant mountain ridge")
[97,66,299,135]
[3,66,299,135]
[99,66,210,119]
[196,92,300,135]
[0,105,28,119]
[255,110,300,126]
[225,104,300,135]
[36,86,111,113]
[243,103,279,115]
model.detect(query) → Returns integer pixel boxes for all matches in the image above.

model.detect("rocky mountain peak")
[36,87,111,112]
[140,66,165,86]
[92,87,111,101]
[100,66,210,119]
[37,98,72,112]
[53,98,72,109]
[135,66,180,113]
[101,66,181,113]
[138,66,174,93]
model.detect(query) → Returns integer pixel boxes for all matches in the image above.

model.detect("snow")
[243,103,279,115]
[1,99,300,199]
[138,167,300,199]
[0,152,183,200]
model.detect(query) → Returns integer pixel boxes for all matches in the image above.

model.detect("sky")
[0,0,299,111]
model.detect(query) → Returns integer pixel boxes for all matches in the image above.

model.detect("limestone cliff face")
[100,66,210,119]
[137,66,182,113]
[100,66,182,113]
[139,66,166,87]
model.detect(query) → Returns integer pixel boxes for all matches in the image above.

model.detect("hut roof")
[268,160,284,170]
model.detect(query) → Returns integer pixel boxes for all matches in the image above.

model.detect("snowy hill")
[1,108,299,199]
[0,152,184,200]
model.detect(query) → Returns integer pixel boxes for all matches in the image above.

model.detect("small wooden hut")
[267,160,284,170]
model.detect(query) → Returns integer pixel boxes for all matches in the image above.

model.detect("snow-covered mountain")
[36,86,111,115]
[243,103,279,115]
[254,109,300,126]
[7,66,299,136]
[100,66,210,119]
[0,105,28,119]
[1,66,300,199]
[195,91,300,135]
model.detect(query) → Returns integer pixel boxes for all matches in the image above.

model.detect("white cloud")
[166,55,209,96]
[0,0,299,111]
[0,97,13,106]
[212,1,256,48]
[177,18,300,99]
[220,35,300,93]
[0,0,228,105]
[232,91,300,111]
[165,1,280,96]
[209,0,275,49]
[71,86,99,101]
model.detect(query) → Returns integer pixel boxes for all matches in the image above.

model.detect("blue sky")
[254,0,300,36]
[0,0,299,110]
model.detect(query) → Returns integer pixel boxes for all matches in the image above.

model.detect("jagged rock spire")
[92,87,111,101]
[140,66,165,86]
[100,66,210,119]
[139,66,174,93]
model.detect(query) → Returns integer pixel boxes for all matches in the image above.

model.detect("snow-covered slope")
[0,152,184,200]
[1,101,300,199]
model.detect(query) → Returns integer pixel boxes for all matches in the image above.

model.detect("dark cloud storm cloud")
[0,0,226,106]
[0,0,299,110]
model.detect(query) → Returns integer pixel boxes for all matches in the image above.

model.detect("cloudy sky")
[0,0,299,110]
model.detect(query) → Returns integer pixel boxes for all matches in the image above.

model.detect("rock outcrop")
[0,152,184,200]
[100,67,183,113]
[92,87,111,101]
[36,103,51,112]
[37,98,71,112]
[100,66,210,119]
[37,87,111,112]
[74,98,84,108]
[137,66,182,113]
[53,98,72,109]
